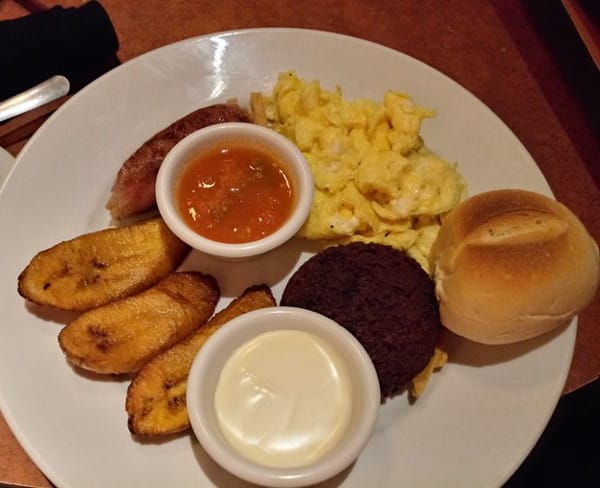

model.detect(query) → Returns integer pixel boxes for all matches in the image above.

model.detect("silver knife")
[0,75,70,123]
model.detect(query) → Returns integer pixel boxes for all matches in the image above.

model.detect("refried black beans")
[281,242,441,399]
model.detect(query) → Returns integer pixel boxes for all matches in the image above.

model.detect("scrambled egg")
[262,71,466,272]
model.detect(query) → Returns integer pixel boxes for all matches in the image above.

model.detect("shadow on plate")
[444,323,570,368]
[180,237,324,299]
[188,435,354,488]
[65,363,131,384]
[24,300,79,325]
[130,428,191,446]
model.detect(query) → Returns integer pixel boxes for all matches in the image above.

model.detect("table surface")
[1,1,598,486]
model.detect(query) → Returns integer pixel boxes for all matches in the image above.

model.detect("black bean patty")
[281,242,441,399]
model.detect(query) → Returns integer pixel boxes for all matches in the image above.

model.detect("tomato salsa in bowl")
[156,122,313,259]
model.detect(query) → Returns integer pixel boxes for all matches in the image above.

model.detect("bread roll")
[429,189,599,344]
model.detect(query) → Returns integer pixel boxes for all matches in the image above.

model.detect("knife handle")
[0,75,70,123]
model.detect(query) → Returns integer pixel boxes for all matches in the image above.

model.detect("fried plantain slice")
[18,218,190,311]
[58,272,220,374]
[125,284,276,436]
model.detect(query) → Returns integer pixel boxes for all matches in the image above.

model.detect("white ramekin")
[156,122,313,259]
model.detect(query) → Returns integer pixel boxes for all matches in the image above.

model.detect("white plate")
[0,29,575,488]
[0,146,15,189]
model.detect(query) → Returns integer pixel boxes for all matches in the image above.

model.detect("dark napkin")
[0,1,120,100]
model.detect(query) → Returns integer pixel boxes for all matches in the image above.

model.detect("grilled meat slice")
[106,103,251,219]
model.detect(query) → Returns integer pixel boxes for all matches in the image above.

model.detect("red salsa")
[176,143,294,244]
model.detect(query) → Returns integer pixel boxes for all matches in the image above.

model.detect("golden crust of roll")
[429,189,599,344]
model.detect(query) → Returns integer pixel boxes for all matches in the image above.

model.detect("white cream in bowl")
[214,328,353,468]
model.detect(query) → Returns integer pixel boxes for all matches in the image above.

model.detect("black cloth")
[0,1,119,100]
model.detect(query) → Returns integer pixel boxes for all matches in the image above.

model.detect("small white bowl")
[156,122,314,259]
[186,306,380,487]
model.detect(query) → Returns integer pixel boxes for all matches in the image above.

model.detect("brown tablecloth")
[1,0,598,486]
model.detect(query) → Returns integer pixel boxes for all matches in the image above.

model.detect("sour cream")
[214,329,353,468]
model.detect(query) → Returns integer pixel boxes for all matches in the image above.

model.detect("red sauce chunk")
[176,143,294,243]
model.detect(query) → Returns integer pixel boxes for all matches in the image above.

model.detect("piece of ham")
[106,103,251,219]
